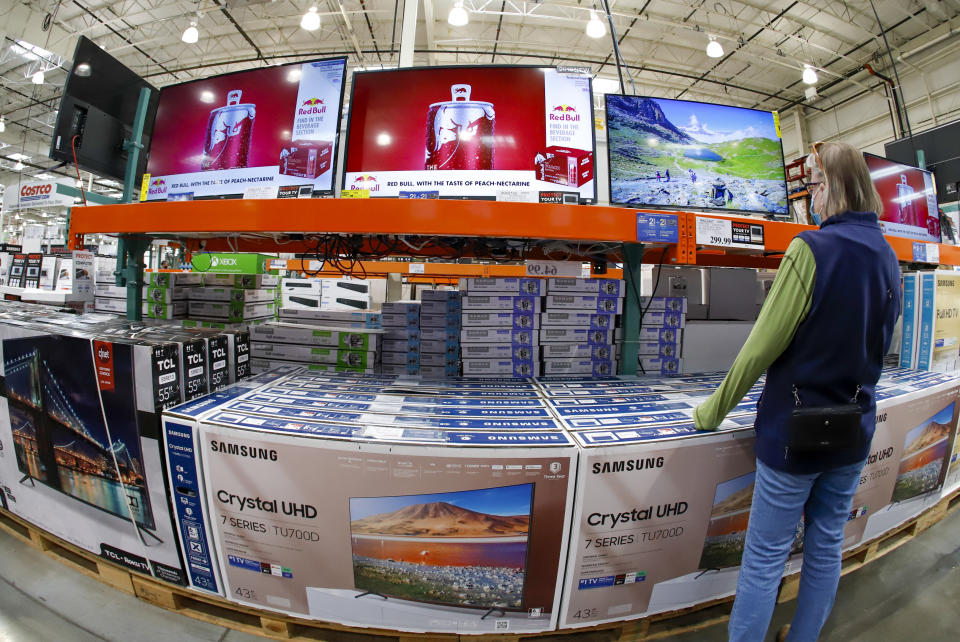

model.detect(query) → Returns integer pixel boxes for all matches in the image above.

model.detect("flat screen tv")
[606,95,788,216]
[864,153,941,243]
[891,402,954,502]
[49,35,158,182]
[4,335,155,531]
[343,66,596,202]
[145,57,347,200]
[348,483,534,610]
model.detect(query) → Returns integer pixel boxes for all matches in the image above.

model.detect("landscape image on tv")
[699,471,802,570]
[606,95,788,215]
[892,403,954,502]
[4,335,154,529]
[349,483,534,610]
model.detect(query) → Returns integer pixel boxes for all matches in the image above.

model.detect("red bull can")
[202,89,255,171]
[425,84,494,170]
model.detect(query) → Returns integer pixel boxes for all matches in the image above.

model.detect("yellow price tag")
[772,111,782,139]
[139,174,150,202]
[340,189,371,199]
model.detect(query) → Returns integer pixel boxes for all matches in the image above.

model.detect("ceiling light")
[35,173,52,179]
[802,64,818,85]
[301,6,321,31]
[706,36,724,58]
[74,62,91,77]
[0,116,5,133]
[586,10,607,39]
[448,1,469,27]
[76,178,83,188]
[182,22,199,44]
[9,153,30,161]
[14,161,24,171]
[31,70,44,84]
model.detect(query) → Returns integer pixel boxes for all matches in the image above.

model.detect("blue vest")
[754,211,901,474]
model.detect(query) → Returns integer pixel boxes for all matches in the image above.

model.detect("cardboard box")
[420,299,462,315]
[639,327,682,343]
[279,140,333,178]
[536,146,594,187]
[640,311,686,328]
[418,364,459,378]
[916,270,960,372]
[899,272,919,369]
[379,362,420,376]
[639,356,682,375]
[248,323,381,351]
[147,272,203,288]
[192,254,276,275]
[542,358,617,376]
[94,296,126,314]
[419,289,461,302]
[381,301,422,314]
[144,284,191,303]
[462,295,542,313]
[461,312,539,329]
[461,358,540,377]
[420,327,459,342]
[545,294,624,314]
[95,283,128,298]
[461,343,539,360]
[461,277,544,295]
[381,350,420,366]
[143,300,189,320]
[201,273,281,288]
[540,312,616,329]
[279,308,382,329]
[39,256,59,290]
[546,278,623,296]
[251,342,378,369]
[190,287,276,304]
[382,337,421,354]
[188,300,277,322]
[540,343,614,360]
[540,327,614,344]
[420,313,462,329]
[637,297,687,313]
[420,351,458,367]
[708,268,758,321]
[461,327,537,346]
[420,338,460,355]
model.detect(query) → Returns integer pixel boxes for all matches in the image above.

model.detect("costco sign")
[2,180,74,211]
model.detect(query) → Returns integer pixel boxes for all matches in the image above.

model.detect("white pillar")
[399,0,419,68]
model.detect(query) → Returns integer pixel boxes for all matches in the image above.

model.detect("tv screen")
[145,57,347,200]
[891,402,954,502]
[343,66,596,202]
[49,35,158,182]
[864,153,941,243]
[4,335,154,530]
[349,483,534,609]
[606,95,788,216]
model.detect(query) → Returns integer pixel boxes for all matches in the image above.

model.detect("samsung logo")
[210,440,278,461]
[592,457,665,475]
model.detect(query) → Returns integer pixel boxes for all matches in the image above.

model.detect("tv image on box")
[349,483,534,614]
[606,95,788,216]
[4,335,157,537]
[864,153,941,243]
[698,471,801,571]
[891,402,954,502]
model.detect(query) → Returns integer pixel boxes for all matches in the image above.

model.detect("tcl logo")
[21,184,52,197]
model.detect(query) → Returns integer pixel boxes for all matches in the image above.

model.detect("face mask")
[809,198,822,226]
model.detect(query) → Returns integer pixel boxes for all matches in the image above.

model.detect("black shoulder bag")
[786,287,894,455]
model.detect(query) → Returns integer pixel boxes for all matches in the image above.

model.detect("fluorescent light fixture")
[448,1,469,27]
[14,161,24,171]
[32,70,44,84]
[76,178,83,187]
[74,62,91,77]
[586,10,607,39]
[802,64,818,85]
[0,116,5,133]
[182,22,199,44]
[9,153,30,161]
[301,6,321,31]
[35,173,53,179]
[706,36,724,58]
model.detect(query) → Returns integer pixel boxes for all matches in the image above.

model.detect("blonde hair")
[805,142,883,220]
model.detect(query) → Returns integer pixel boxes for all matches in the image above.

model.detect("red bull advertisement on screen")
[864,153,941,243]
[343,66,596,202]
[145,57,346,200]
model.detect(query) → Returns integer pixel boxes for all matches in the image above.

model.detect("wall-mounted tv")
[891,402,954,502]
[349,483,534,610]
[864,153,941,243]
[4,335,155,531]
[606,95,788,216]
[145,57,347,201]
[343,66,596,202]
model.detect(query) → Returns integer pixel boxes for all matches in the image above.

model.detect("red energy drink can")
[202,89,255,171]
[425,84,494,170]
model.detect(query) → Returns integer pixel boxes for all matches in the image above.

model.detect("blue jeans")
[728,457,865,642]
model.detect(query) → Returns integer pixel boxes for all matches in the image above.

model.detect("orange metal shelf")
[279,260,624,279]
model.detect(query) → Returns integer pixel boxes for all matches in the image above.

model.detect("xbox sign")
[191,253,273,274]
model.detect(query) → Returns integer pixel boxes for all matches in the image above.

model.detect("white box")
[248,323,381,351]
[546,278,624,296]
[540,311,616,329]
[640,311,686,328]
[250,342,378,368]
[461,295,542,312]
[461,277,544,295]
[461,343,539,360]
[899,273,918,369]
[143,300,189,320]
[545,295,624,314]
[639,356,682,375]
[461,359,539,377]
[680,321,753,374]
[540,343,614,360]
[461,327,538,346]
[94,296,127,313]
[191,287,276,303]
[420,352,458,367]
[39,256,59,290]
[420,312,462,329]
[540,327,614,344]
[279,308,382,329]
[148,272,204,287]
[461,312,539,329]
[202,274,281,289]
[188,300,276,322]
[542,358,618,376]
[420,299,462,315]
[380,350,420,366]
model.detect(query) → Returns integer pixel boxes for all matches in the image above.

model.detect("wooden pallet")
[2,486,958,641]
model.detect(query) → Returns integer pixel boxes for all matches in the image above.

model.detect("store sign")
[2,180,75,210]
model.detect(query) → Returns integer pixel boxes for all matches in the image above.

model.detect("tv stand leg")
[354,591,387,600]
[481,607,505,620]
[137,523,163,546]
[18,474,34,487]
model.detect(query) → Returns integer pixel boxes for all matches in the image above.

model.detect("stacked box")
[94,271,203,318]
[278,307,382,329]
[460,278,542,377]
[639,294,686,375]
[419,289,461,377]
[248,322,382,374]
[380,300,421,375]
[540,278,625,376]
[281,277,378,311]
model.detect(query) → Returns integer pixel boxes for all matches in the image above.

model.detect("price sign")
[139,174,150,202]
[913,242,940,264]
[525,260,583,277]
[340,189,370,199]
[408,263,425,274]
[636,213,679,243]
[695,217,765,250]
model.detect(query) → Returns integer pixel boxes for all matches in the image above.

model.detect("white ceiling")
[0,0,958,214]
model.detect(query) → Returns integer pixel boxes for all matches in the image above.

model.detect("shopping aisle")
[1,508,958,642]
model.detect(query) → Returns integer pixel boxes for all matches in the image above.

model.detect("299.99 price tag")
[695,216,765,250]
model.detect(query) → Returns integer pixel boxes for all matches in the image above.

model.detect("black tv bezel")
[49,35,159,183]
[697,469,755,571]
[145,55,349,200]
[341,64,598,205]
[863,151,942,244]
[890,401,955,503]
[5,339,157,531]
[347,481,536,612]
[604,93,790,217]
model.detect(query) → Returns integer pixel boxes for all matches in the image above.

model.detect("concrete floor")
[0,508,958,641]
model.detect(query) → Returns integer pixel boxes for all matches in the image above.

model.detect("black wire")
[626,244,669,375]
[868,0,915,149]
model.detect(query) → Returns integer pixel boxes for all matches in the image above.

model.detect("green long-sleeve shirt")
[693,237,817,430]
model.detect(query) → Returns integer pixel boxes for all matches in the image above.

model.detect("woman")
[694,141,901,641]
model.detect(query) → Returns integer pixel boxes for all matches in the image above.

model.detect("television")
[4,335,155,531]
[145,56,347,200]
[698,471,802,570]
[864,153,941,243]
[891,402,954,502]
[343,66,596,202]
[606,95,788,216]
[348,483,534,610]
[49,35,159,182]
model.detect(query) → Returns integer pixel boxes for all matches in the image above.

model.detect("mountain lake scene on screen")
[607,96,788,214]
